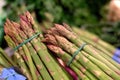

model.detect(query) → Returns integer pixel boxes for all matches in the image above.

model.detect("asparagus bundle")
[54,24,120,71]
[72,26,120,69]
[43,23,120,80]
[4,12,71,80]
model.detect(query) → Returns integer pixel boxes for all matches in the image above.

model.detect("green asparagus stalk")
[4,35,32,80]
[54,24,120,75]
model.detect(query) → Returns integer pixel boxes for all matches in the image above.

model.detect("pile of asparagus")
[43,23,120,80]
[4,12,72,80]
[3,11,120,80]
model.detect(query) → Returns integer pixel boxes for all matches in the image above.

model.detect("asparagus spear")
[4,35,31,80]
[54,24,120,75]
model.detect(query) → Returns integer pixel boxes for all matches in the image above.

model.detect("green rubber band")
[14,32,41,51]
[67,43,87,66]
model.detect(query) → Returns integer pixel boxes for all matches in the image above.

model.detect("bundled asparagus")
[43,23,120,80]
[55,24,120,71]
[72,27,120,69]
[4,12,71,80]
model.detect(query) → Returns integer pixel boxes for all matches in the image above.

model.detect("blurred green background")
[0,0,120,48]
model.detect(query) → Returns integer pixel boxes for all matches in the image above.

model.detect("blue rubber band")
[67,43,87,66]
[14,32,41,51]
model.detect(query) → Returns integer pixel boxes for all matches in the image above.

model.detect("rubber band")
[67,43,87,66]
[14,32,41,51]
